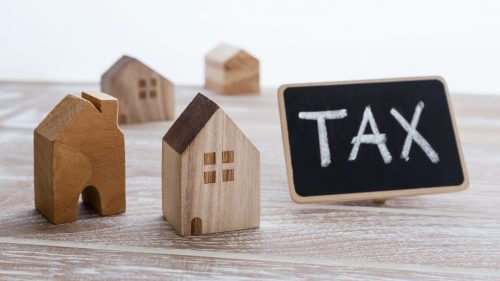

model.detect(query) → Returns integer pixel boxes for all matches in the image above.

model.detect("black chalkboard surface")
[278,77,469,203]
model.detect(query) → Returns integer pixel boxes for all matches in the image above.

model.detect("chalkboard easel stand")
[372,198,388,204]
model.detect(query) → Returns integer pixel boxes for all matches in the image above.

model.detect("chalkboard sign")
[278,77,469,203]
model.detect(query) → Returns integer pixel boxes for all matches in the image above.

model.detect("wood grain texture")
[101,55,175,124]
[163,93,219,154]
[163,93,260,236]
[4,243,499,281]
[205,44,260,95]
[33,91,125,224]
[0,81,499,279]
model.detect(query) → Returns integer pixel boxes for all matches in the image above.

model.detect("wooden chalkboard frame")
[278,76,469,203]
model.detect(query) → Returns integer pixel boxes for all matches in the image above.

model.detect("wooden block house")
[162,93,260,236]
[101,55,175,124]
[205,44,260,95]
[34,91,125,224]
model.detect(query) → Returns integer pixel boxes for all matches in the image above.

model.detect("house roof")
[101,55,171,84]
[163,93,219,154]
[35,92,117,141]
[35,95,90,141]
[205,43,256,65]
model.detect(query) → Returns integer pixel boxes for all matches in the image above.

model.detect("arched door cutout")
[191,217,202,236]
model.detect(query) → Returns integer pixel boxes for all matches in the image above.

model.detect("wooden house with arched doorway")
[34,91,125,224]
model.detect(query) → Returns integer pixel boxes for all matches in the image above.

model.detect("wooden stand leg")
[372,198,388,204]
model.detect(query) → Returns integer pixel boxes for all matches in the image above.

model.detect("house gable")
[101,55,173,85]
[35,95,89,141]
[223,50,259,72]
[36,92,120,142]
[205,44,241,66]
[101,55,135,83]
[206,44,258,69]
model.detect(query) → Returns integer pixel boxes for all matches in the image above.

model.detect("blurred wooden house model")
[162,93,260,236]
[101,55,174,124]
[205,44,260,95]
[34,91,125,224]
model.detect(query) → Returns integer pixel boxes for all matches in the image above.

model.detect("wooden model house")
[101,55,174,124]
[34,91,125,224]
[205,44,260,95]
[162,93,260,236]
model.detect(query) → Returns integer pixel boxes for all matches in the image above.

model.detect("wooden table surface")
[0,82,499,280]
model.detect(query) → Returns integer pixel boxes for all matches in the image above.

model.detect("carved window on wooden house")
[138,78,159,99]
[150,78,157,98]
[222,150,234,182]
[138,79,147,99]
[202,151,234,184]
[203,152,216,184]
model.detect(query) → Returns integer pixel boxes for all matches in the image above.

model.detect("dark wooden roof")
[163,93,219,154]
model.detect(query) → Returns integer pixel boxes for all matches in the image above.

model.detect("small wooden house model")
[205,44,260,95]
[34,91,125,224]
[101,55,174,124]
[162,93,260,236]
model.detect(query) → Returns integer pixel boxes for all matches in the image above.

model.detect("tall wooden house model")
[34,92,125,224]
[101,55,175,124]
[162,93,260,236]
[205,44,260,95]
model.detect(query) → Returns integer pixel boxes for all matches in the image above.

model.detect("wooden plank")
[2,243,499,280]
[0,187,500,269]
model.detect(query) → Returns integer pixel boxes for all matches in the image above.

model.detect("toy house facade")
[34,92,125,224]
[162,93,260,236]
[101,55,175,124]
[205,44,260,95]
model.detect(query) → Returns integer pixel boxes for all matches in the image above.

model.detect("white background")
[1,0,499,95]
